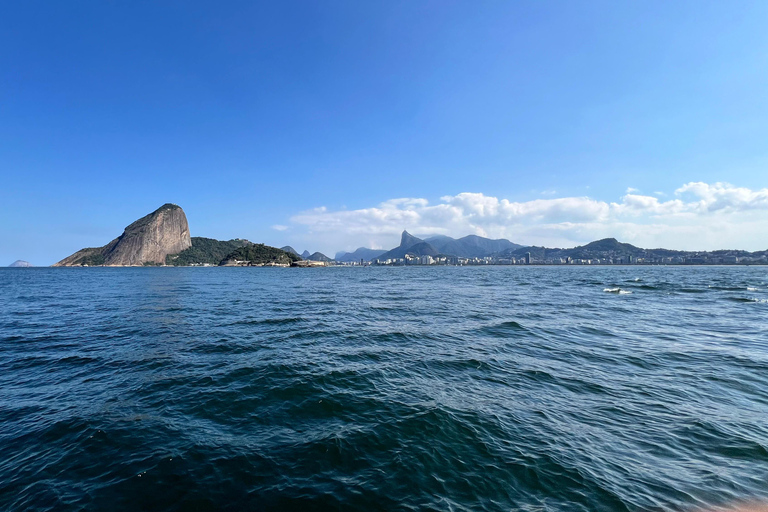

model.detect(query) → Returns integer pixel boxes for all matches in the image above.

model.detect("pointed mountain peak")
[400,230,423,249]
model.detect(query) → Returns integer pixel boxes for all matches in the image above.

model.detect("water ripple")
[1,266,767,511]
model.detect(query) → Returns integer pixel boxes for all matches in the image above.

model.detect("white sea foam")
[604,288,632,294]
[747,287,759,292]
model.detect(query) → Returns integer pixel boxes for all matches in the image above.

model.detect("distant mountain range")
[496,237,768,264]
[363,233,768,265]
[371,231,523,262]
[283,246,332,262]
[425,234,522,257]
[500,238,642,261]
[335,248,387,262]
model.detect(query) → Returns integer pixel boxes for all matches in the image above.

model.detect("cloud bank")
[280,182,768,253]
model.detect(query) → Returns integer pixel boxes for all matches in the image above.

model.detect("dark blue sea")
[1,266,768,511]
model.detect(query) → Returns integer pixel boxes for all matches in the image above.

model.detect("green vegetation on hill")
[220,244,301,266]
[166,237,250,266]
[72,248,106,266]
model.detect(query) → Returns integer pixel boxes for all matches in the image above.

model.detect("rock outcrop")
[306,252,332,262]
[375,231,439,261]
[9,260,33,267]
[55,204,192,266]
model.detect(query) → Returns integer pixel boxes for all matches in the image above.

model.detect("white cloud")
[284,182,768,253]
[611,194,687,216]
[271,225,289,231]
[626,187,640,194]
[675,181,768,213]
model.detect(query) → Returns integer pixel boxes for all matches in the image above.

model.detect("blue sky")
[2,1,768,264]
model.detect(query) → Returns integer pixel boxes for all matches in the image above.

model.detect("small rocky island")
[55,204,306,267]
[8,260,33,267]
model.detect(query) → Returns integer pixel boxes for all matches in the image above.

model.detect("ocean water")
[1,266,768,511]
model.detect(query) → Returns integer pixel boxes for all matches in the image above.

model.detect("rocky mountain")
[399,231,423,249]
[402,242,439,257]
[373,230,524,261]
[301,250,311,259]
[306,252,332,262]
[424,234,522,258]
[54,204,192,266]
[281,246,300,256]
[8,260,33,267]
[335,248,387,262]
[375,231,440,261]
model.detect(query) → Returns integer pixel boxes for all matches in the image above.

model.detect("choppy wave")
[726,297,768,304]
[1,266,768,511]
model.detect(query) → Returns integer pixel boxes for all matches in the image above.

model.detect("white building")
[420,255,435,265]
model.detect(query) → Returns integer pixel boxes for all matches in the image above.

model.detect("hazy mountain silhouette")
[335,248,387,262]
